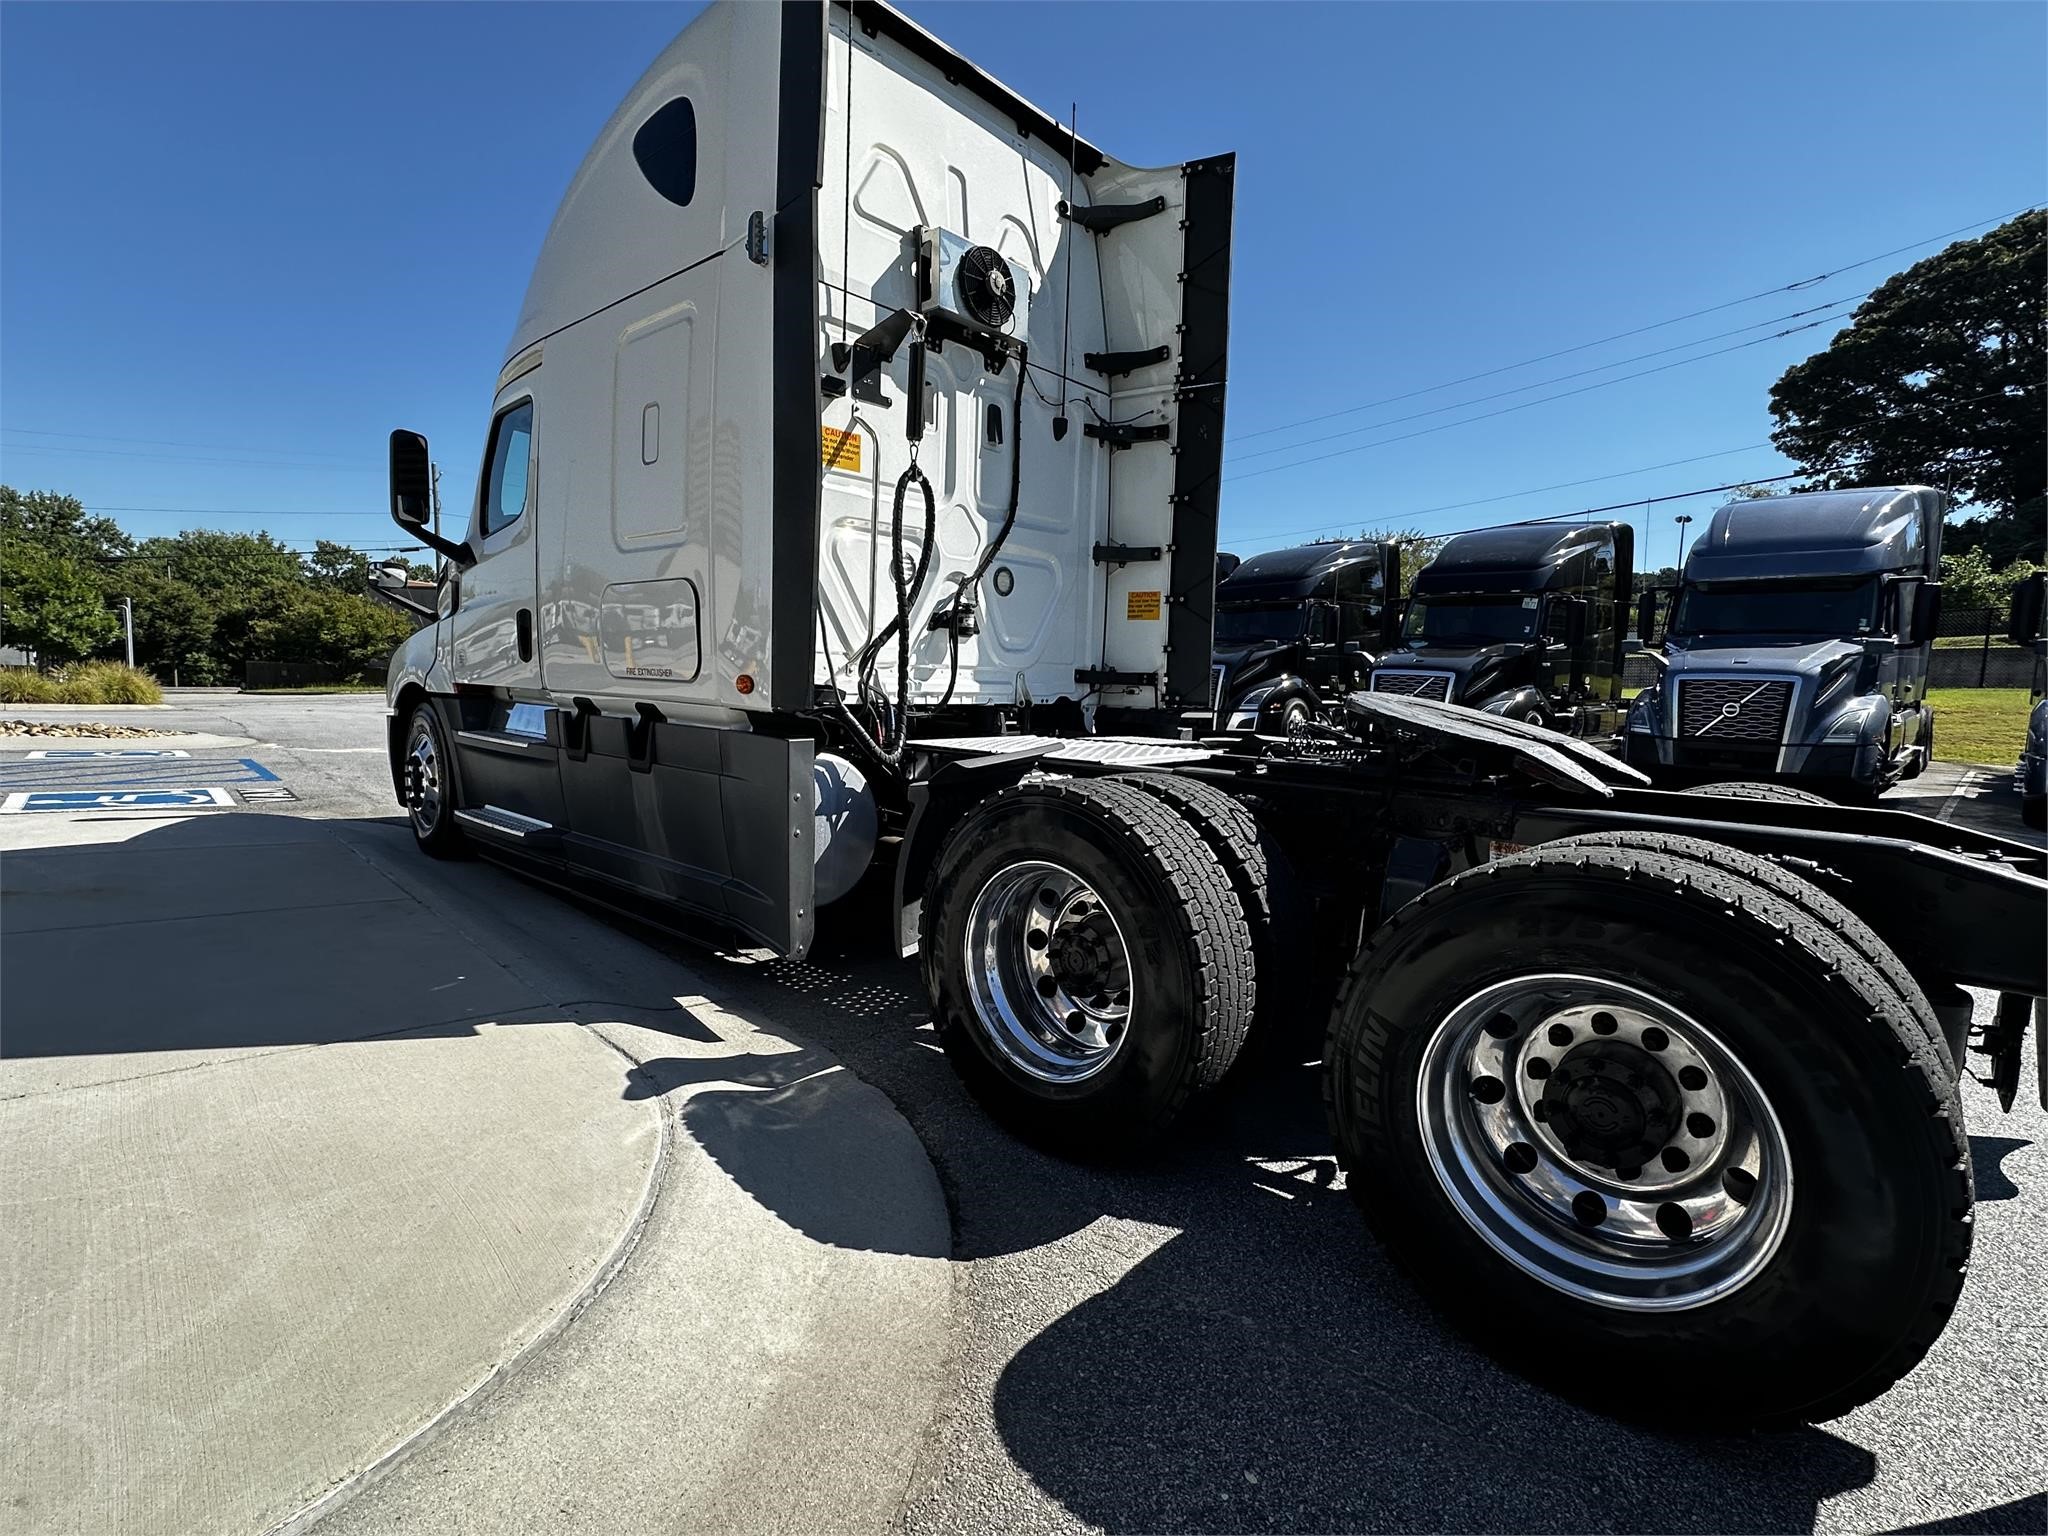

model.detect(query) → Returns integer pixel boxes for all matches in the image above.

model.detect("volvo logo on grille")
[1720,702,1741,718]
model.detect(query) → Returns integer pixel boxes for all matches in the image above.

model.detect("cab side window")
[479,401,534,538]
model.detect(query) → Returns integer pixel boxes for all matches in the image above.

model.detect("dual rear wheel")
[924,774,1971,1424]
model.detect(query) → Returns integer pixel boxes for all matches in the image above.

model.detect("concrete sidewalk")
[0,810,952,1535]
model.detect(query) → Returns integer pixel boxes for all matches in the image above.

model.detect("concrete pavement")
[0,710,954,1536]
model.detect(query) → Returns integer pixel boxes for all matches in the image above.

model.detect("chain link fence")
[1930,605,2028,688]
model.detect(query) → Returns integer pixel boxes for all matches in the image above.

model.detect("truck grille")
[1678,677,1792,744]
[1371,670,1454,702]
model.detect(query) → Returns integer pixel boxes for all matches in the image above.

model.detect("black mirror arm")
[404,525,474,569]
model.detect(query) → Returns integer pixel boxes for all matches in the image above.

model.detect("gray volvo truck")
[1370,521,1632,741]
[1624,487,1944,797]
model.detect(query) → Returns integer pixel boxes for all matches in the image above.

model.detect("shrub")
[0,666,58,703]
[52,661,164,704]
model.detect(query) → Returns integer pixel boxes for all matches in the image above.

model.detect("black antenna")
[1053,101,1075,443]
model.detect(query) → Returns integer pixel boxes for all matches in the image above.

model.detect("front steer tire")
[402,702,469,860]
[1325,834,1971,1427]
[922,776,1255,1157]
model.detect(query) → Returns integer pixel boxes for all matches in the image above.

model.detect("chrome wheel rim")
[963,859,1134,1083]
[1416,974,1792,1312]
[405,718,443,835]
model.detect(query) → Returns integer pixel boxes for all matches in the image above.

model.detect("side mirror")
[1544,597,1585,644]
[2009,571,2045,646]
[390,430,433,529]
[1897,580,1943,645]
[1635,588,1662,647]
[388,428,474,568]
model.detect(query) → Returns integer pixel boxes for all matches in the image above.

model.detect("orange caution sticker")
[821,427,862,473]
[1126,590,1162,621]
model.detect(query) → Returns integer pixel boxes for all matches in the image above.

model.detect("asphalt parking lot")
[2,691,2042,1534]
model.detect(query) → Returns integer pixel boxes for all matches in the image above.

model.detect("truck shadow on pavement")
[622,893,2048,1536]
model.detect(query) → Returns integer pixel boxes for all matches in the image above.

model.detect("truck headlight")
[1823,700,1884,742]
[1626,691,1659,734]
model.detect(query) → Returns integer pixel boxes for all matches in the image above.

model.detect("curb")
[259,1028,672,1536]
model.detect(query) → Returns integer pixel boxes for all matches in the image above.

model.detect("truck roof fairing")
[1411,521,1620,596]
[1218,540,1386,603]
[1687,487,1946,584]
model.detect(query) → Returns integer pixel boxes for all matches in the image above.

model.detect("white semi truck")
[384,0,2044,1427]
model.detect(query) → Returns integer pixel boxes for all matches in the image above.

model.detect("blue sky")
[3,2,2041,571]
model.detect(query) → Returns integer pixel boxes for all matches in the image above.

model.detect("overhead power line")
[1223,317,1843,485]
[1223,379,2041,547]
[84,504,388,518]
[1,427,373,464]
[1221,441,1779,544]
[1226,201,2041,446]
[0,443,378,472]
[1228,298,1863,465]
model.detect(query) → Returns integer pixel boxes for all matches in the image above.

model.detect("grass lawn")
[1928,687,2031,766]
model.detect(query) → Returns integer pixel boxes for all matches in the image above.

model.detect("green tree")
[1939,546,2044,613]
[1358,527,1448,597]
[0,486,133,565]
[248,587,413,679]
[1767,210,2045,564]
[305,540,372,593]
[0,538,121,666]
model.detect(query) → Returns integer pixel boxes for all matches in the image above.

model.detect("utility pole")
[430,463,443,542]
[120,597,135,668]
[1674,513,1695,570]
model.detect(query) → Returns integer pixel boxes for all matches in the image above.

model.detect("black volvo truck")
[1369,521,1632,740]
[1210,539,1398,731]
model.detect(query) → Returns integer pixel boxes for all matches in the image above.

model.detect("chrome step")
[454,805,556,839]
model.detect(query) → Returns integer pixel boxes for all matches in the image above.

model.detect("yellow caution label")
[821,427,862,473]
[1126,590,1163,621]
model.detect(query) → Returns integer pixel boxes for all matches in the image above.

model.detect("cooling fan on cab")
[921,227,1031,342]
[954,245,1016,328]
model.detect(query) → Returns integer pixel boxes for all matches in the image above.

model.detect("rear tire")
[1108,772,1307,1060]
[923,777,1254,1156]
[1325,834,1970,1426]
[1681,780,1832,807]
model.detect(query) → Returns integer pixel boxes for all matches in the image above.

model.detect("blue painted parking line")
[0,756,280,790]
[2,788,236,814]
[0,755,295,810]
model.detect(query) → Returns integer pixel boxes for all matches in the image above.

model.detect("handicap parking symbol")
[21,748,192,760]
[0,787,236,814]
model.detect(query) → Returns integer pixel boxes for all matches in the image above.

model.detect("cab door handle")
[516,609,534,663]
